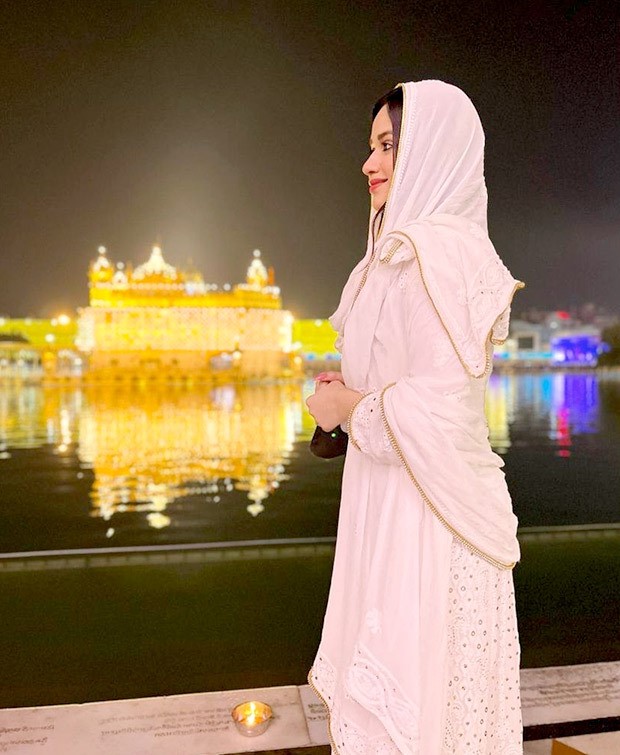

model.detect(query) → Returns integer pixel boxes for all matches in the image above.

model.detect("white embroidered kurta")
[309,255,522,754]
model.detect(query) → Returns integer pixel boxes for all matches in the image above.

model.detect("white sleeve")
[347,391,399,465]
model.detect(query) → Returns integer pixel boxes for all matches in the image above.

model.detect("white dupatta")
[331,80,524,568]
[310,81,525,755]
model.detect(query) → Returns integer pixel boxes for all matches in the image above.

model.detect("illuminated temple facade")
[77,245,296,377]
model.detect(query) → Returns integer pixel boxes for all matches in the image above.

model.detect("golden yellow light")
[231,700,273,737]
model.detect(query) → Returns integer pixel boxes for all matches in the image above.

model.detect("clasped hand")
[306,372,362,433]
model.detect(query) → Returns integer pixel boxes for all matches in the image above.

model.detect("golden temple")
[76,245,298,378]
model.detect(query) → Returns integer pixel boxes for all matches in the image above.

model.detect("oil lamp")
[231,700,273,737]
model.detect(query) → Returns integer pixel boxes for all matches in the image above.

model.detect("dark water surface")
[0,371,619,707]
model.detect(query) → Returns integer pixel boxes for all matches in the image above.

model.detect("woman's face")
[362,104,394,211]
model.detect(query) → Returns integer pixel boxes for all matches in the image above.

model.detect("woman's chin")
[371,198,382,211]
[371,193,388,211]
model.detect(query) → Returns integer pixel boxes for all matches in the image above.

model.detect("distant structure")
[292,318,341,368]
[76,245,297,377]
[494,310,607,368]
[0,315,79,380]
[294,309,616,371]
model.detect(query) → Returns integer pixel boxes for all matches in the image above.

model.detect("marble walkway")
[0,661,618,754]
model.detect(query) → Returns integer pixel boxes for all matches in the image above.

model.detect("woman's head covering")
[331,80,524,378]
[380,80,489,234]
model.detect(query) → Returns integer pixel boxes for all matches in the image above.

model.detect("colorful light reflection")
[486,372,600,457]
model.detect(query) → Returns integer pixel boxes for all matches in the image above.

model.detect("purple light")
[550,335,600,366]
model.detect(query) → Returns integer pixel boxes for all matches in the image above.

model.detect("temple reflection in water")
[0,382,303,530]
[80,383,302,525]
[0,372,602,536]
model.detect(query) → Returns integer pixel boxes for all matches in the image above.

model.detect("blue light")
[550,335,600,366]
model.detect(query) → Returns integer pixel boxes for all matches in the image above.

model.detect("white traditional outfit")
[309,81,524,754]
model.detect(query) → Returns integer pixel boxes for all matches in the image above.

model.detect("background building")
[76,245,297,378]
[0,315,79,380]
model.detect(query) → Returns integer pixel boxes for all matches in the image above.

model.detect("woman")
[306,80,524,754]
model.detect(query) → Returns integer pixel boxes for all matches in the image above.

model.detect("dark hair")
[372,86,403,163]
[370,86,403,230]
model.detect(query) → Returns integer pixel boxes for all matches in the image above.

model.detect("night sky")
[1,0,618,318]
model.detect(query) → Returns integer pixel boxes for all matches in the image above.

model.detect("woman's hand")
[306,380,362,432]
[314,371,344,384]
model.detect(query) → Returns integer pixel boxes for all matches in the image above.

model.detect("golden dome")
[246,249,268,289]
[133,245,181,282]
[112,263,128,287]
[90,246,114,283]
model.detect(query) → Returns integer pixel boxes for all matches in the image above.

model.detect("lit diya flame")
[231,700,273,737]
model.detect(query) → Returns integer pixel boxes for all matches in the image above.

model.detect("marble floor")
[0,661,617,754]
[232,745,619,755]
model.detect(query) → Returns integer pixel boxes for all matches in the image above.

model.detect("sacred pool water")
[0,370,618,707]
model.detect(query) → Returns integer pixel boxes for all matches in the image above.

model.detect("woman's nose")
[362,151,377,176]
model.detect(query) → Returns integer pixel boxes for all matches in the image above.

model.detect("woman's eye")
[366,142,392,157]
